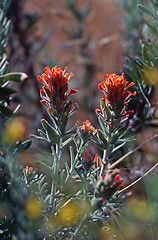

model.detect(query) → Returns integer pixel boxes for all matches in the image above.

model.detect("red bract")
[79,120,95,142]
[93,154,102,169]
[98,73,136,111]
[38,66,78,115]
[79,120,95,133]
[82,152,94,171]
[113,173,124,189]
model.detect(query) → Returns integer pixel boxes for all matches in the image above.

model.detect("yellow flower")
[143,67,158,87]
[26,196,42,220]
[5,118,26,144]
[128,197,151,221]
[57,200,80,226]
[56,198,92,227]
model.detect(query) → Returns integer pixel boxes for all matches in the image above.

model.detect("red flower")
[38,66,78,115]
[113,173,124,189]
[84,152,92,164]
[81,152,94,171]
[38,66,78,133]
[79,120,95,142]
[26,166,34,174]
[79,120,95,133]
[93,154,102,169]
[98,73,136,111]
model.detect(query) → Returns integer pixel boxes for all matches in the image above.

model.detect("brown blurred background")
[24,0,123,74]
[9,0,124,127]
[6,0,127,164]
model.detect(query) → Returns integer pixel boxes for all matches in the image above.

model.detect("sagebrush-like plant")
[0,0,158,240]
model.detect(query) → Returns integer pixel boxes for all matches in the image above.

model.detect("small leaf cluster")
[121,0,158,131]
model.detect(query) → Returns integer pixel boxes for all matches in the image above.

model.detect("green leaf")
[30,134,45,140]
[70,146,75,168]
[0,104,13,116]
[81,141,89,153]
[0,72,28,82]
[146,23,158,37]
[39,182,47,195]
[119,127,132,140]
[97,129,107,146]
[38,129,48,140]
[98,117,108,135]
[112,142,126,154]
[62,137,73,147]
[0,86,16,96]
[137,4,155,17]
[41,119,60,144]
[35,161,51,171]
[14,140,32,154]
[64,161,70,176]
[0,59,9,75]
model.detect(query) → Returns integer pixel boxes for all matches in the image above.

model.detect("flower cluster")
[38,66,78,133]
[92,169,124,209]
[79,120,95,142]
[35,67,136,234]
[98,73,136,111]
[96,73,136,130]
[80,153,102,174]
[81,152,94,172]
[79,120,95,133]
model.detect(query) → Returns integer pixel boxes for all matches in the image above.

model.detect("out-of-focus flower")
[100,224,115,240]
[26,166,33,174]
[102,169,124,190]
[26,196,42,220]
[46,199,92,231]
[93,169,124,208]
[5,118,26,144]
[58,200,79,226]
[93,154,102,169]
[143,67,158,88]
[81,152,94,172]
[128,197,152,221]
[113,173,124,189]
[98,73,136,113]
[56,200,81,227]
[0,150,3,156]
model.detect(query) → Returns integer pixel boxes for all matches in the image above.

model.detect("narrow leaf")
[137,4,155,17]
[0,72,28,82]
[70,146,75,168]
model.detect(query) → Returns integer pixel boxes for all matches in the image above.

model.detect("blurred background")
[6,0,158,181]
[7,0,124,135]
[1,0,158,239]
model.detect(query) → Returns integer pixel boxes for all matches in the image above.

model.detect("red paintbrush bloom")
[98,73,136,112]
[93,154,102,169]
[113,173,124,189]
[38,66,78,115]
[79,120,95,142]
[38,66,78,133]
[26,167,34,174]
[79,120,95,133]
[81,152,94,172]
